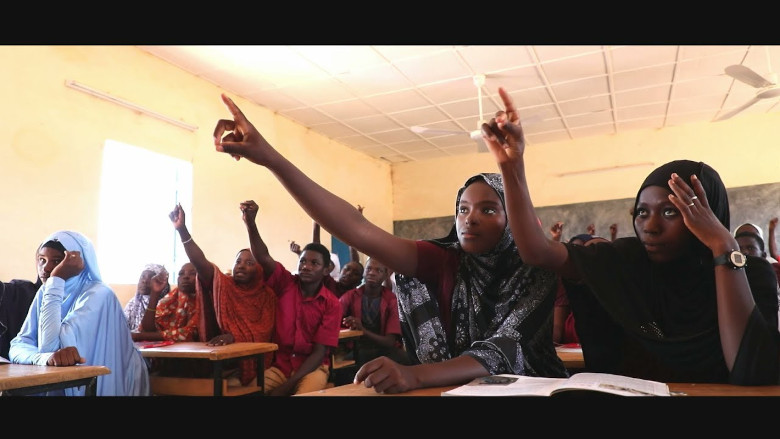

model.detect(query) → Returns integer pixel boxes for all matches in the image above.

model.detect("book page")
[442,375,568,396]
[441,373,670,397]
[557,372,670,396]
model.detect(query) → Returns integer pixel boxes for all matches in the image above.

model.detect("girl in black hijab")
[481,86,780,385]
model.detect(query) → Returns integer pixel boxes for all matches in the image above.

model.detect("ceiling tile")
[609,46,678,71]
[292,45,387,75]
[280,107,336,126]
[314,99,380,120]
[277,77,357,106]
[393,51,473,85]
[362,89,431,113]
[336,63,414,96]
[613,65,674,91]
[540,51,608,83]
[551,76,609,101]
[340,114,404,134]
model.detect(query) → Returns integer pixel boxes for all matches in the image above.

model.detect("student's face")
[456,180,507,254]
[338,262,363,289]
[298,250,329,285]
[633,185,694,263]
[232,250,258,285]
[137,270,156,295]
[737,235,765,258]
[37,246,65,283]
[363,259,388,287]
[177,262,197,295]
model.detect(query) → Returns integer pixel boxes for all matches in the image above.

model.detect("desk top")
[298,381,780,397]
[339,329,363,339]
[136,341,278,360]
[0,364,111,392]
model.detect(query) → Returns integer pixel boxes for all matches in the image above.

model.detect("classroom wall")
[0,46,393,306]
[391,113,780,223]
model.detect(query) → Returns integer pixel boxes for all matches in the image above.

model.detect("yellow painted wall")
[392,113,780,220]
[0,46,392,306]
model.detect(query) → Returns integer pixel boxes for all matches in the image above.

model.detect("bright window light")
[97,140,192,284]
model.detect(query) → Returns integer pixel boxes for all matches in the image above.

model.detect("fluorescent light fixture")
[556,162,654,177]
[65,80,198,132]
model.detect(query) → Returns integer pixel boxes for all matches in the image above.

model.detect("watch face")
[730,251,746,267]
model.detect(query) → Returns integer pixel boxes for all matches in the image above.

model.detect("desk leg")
[85,377,98,396]
[257,354,264,395]
[213,361,223,397]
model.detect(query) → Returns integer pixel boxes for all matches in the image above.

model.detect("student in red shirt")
[240,200,341,396]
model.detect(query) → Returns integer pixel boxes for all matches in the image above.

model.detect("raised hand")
[214,94,275,165]
[169,203,186,229]
[550,221,564,241]
[240,200,259,225]
[586,224,596,236]
[480,87,527,165]
[289,240,302,255]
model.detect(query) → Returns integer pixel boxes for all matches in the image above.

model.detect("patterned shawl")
[396,173,566,378]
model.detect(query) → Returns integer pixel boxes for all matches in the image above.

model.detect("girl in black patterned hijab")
[395,173,566,380]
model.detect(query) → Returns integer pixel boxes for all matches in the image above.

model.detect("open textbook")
[442,372,670,397]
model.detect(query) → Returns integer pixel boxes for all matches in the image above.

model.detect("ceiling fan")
[410,74,493,152]
[716,46,780,121]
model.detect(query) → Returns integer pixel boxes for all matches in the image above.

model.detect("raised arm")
[240,200,277,279]
[480,88,575,277]
[168,204,214,289]
[213,94,417,277]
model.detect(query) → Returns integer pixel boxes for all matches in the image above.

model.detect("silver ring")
[690,196,698,201]
[687,202,695,207]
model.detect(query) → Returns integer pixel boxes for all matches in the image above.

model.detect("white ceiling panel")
[138,45,780,163]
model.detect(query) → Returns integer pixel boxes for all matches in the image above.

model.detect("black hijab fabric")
[0,278,40,359]
[566,160,779,384]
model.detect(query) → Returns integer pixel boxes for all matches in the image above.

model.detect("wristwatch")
[713,250,747,269]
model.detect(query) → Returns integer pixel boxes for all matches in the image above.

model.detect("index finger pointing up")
[498,87,519,123]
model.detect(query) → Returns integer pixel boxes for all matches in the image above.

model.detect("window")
[97,140,192,284]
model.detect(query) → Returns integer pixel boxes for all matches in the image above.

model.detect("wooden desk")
[137,341,277,396]
[555,345,585,370]
[298,381,780,397]
[0,364,110,396]
[329,329,364,385]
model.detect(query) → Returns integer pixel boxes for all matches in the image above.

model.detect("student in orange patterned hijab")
[168,202,277,387]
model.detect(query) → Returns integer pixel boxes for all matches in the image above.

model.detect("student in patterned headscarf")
[210,93,567,395]
[123,263,169,332]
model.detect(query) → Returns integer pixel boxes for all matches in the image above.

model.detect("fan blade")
[725,65,774,88]
[715,96,762,121]
[410,126,468,136]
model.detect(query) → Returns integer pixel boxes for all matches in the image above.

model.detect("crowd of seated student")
[7,87,780,397]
